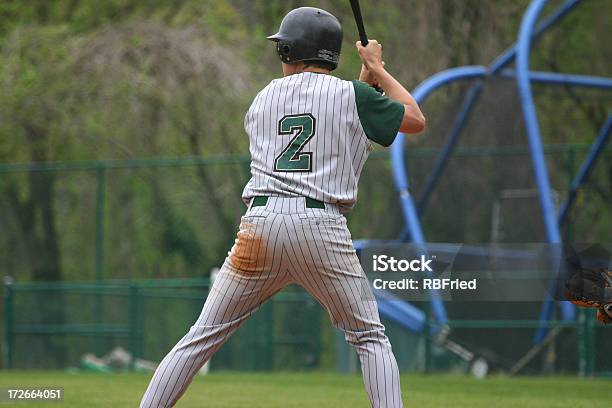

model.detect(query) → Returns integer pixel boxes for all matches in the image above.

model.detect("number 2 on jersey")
[274,114,316,172]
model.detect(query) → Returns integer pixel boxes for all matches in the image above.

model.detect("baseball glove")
[565,267,612,324]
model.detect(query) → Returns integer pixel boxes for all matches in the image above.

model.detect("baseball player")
[140,7,425,408]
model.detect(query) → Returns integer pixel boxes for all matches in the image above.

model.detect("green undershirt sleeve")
[352,80,405,147]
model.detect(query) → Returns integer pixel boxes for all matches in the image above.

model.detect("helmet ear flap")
[277,42,292,63]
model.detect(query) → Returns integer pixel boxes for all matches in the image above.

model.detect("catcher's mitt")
[565,267,612,324]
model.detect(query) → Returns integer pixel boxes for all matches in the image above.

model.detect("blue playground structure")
[361,0,612,372]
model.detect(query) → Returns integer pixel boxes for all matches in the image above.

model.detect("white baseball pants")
[140,197,403,407]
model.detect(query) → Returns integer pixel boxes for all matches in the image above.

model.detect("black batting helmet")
[267,7,343,70]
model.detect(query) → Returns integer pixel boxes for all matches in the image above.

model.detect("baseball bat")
[349,0,369,46]
[350,0,384,93]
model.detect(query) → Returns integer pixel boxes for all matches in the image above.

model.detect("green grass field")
[0,371,610,407]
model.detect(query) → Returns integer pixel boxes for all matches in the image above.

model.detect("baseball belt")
[250,196,326,209]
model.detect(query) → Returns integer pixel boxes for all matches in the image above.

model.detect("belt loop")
[305,197,325,209]
[250,196,268,209]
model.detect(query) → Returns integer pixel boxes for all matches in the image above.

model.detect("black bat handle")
[359,31,368,47]
[360,36,369,47]
[350,0,369,46]
[350,0,384,93]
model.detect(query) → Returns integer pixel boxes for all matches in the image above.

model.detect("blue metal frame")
[489,0,581,73]
[410,70,611,229]
[416,82,483,216]
[390,69,486,324]
[389,156,449,325]
[501,71,612,89]
[393,0,586,239]
[391,65,486,219]
[558,115,612,224]
[517,0,575,342]
[390,0,610,341]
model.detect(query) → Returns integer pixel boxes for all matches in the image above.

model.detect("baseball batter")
[140,7,425,408]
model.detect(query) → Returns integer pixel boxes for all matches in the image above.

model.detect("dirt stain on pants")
[228,221,266,275]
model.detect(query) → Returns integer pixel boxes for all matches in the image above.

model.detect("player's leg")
[284,212,403,408]
[140,213,289,408]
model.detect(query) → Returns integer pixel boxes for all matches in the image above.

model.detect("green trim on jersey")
[352,80,405,147]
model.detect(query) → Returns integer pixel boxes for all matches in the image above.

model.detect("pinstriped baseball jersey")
[242,72,404,213]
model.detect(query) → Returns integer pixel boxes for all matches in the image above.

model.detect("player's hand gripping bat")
[349,0,384,93]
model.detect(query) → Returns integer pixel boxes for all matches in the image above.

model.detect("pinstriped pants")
[140,197,403,407]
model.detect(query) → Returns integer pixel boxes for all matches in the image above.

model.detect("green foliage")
[0,26,75,162]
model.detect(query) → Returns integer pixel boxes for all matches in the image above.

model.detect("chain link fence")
[1,145,611,374]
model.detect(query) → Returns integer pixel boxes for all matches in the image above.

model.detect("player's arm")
[356,40,425,134]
